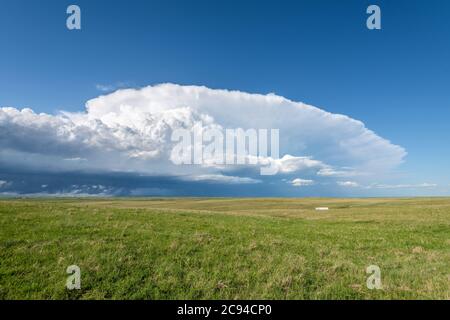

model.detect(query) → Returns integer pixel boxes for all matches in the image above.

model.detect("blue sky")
[1,0,450,196]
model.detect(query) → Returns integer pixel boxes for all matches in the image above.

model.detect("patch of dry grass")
[0,198,449,299]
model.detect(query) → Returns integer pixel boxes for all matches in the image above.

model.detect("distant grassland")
[0,198,449,300]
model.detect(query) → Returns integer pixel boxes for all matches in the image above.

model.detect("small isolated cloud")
[290,178,315,187]
[0,180,8,188]
[95,82,130,92]
[317,167,359,177]
[95,84,114,92]
[337,181,360,187]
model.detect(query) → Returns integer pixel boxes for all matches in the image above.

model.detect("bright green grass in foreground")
[0,198,449,299]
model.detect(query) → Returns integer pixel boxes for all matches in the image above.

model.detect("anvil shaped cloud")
[0,83,406,181]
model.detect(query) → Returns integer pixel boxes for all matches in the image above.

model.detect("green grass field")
[0,198,449,300]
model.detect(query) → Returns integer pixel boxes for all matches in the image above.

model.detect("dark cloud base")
[0,167,290,197]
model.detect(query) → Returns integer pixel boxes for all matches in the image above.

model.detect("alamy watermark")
[367,5,381,30]
[65,5,380,31]
[366,265,382,290]
[66,265,81,290]
[170,123,280,175]
[66,5,81,30]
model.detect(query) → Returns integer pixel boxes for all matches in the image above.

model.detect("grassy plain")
[0,197,449,299]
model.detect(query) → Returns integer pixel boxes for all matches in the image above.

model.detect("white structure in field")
[315,207,329,211]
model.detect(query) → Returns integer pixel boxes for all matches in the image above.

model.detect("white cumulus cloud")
[0,83,406,183]
[337,181,360,187]
[290,178,315,187]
